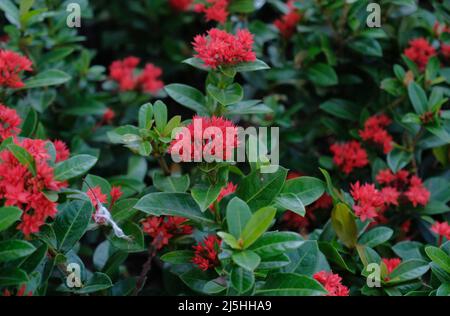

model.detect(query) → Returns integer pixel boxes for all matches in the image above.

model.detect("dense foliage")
[0,0,449,297]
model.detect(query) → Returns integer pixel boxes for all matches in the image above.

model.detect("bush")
[0,0,449,297]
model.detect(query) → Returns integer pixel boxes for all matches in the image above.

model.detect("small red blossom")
[274,1,301,39]
[102,108,116,125]
[136,63,164,94]
[0,104,21,141]
[169,0,193,11]
[404,175,430,207]
[52,140,70,163]
[192,28,256,69]
[431,221,450,245]
[404,38,437,71]
[281,210,309,231]
[0,50,32,88]
[169,115,239,162]
[382,258,401,280]
[194,0,229,24]
[350,182,384,221]
[287,171,304,179]
[433,21,450,37]
[192,235,221,271]
[210,182,237,211]
[313,271,349,296]
[359,114,393,154]
[110,185,123,206]
[87,186,108,209]
[142,216,193,249]
[330,141,368,174]
[2,284,32,297]
[380,186,400,206]
[0,138,67,235]
[109,57,163,94]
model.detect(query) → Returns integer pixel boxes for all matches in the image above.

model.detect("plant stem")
[157,156,170,176]
[133,239,158,296]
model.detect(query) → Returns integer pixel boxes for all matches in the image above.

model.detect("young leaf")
[226,197,252,239]
[240,206,276,248]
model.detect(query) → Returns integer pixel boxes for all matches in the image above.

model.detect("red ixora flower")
[52,140,70,163]
[431,221,450,245]
[274,0,301,39]
[192,235,221,271]
[0,50,32,88]
[108,57,163,94]
[169,115,239,162]
[350,182,384,221]
[359,114,393,154]
[169,0,193,11]
[404,38,437,71]
[86,185,123,224]
[101,108,116,125]
[382,258,401,280]
[330,141,368,174]
[142,216,193,250]
[313,271,349,296]
[194,0,229,24]
[0,104,21,141]
[192,28,256,69]
[0,138,67,235]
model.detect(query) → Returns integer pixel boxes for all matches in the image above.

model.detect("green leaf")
[0,0,20,28]
[425,246,450,273]
[54,154,98,181]
[282,176,325,206]
[387,259,430,283]
[153,173,190,193]
[331,203,358,249]
[134,192,214,224]
[23,69,71,89]
[359,226,393,247]
[256,273,327,296]
[249,231,303,257]
[0,268,28,286]
[233,59,270,72]
[232,250,261,271]
[0,240,36,263]
[160,250,194,264]
[307,63,338,87]
[76,272,112,294]
[230,266,254,293]
[236,167,287,211]
[54,200,92,253]
[275,193,305,216]
[240,207,276,248]
[182,57,209,71]
[349,38,383,57]
[191,184,222,212]
[153,100,168,132]
[320,99,359,121]
[207,83,243,106]
[387,148,412,173]
[227,100,273,115]
[7,144,36,176]
[108,221,144,253]
[282,240,323,276]
[226,197,252,239]
[138,103,153,129]
[217,232,241,249]
[165,84,207,113]
[19,243,48,273]
[408,82,428,114]
[0,206,23,232]
[228,0,255,13]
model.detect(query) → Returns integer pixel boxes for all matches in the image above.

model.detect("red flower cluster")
[313,271,349,296]
[382,258,401,281]
[350,182,385,221]
[404,38,437,71]
[192,28,256,69]
[359,114,393,154]
[431,221,450,245]
[0,139,67,235]
[142,216,193,250]
[108,57,163,94]
[274,0,301,39]
[169,0,193,11]
[0,104,21,141]
[169,115,239,162]
[52,140,70,163]
[192,235,221,271]
[376,169,430,208]
[330,141,368,174]
[0,50,32,88]
[194,0,229,24]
